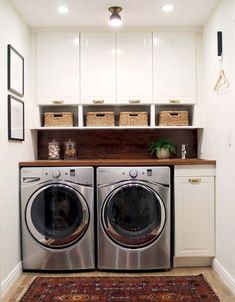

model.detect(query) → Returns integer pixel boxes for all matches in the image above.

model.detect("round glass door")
[102,184,166,248]
[26,184,89,249]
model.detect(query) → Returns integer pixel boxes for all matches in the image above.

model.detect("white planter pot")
[156,148,170,159]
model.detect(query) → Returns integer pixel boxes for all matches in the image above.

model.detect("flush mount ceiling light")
[57,5,70,14]
[161,3,174,13]
[108,6,123,27]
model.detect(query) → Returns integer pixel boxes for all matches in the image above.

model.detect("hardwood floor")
[2,267,235,302]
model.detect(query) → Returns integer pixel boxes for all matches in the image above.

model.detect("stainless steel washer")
[97,166,171,270]
[20,167,95,271]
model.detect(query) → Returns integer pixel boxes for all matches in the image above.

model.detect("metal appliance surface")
[97,166,171,270]
[20,167,95,271]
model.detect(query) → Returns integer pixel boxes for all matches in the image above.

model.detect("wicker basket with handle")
[119,112,148,127]
[159,111,189,126]
[86,112,115,127]
[44,112,73,127]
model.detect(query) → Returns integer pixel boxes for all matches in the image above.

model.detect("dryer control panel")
[97,166,170,186]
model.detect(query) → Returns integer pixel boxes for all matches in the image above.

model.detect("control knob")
[129,169,138,178]
[52,169,61,178]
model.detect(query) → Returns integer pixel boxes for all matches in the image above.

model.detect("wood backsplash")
[37,129,198,160]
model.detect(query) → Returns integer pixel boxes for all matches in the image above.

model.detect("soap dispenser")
[181,144,187,159]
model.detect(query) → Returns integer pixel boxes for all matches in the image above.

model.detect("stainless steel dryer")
[20,167,95,271]
[97,166,171,270]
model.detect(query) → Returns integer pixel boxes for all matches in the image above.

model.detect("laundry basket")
[86,112,115,127]
[44,112,73,127]
[119,112,148,127]
[159,111,189,126]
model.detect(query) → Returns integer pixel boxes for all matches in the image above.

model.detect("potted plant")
[148,138,176,159]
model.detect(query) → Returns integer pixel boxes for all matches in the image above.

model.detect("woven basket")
[119,112,148,127]
[159,111,189,126]
[86,112,115,127]
[44,112,73,127]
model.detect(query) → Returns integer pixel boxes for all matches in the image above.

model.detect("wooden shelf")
[19,158,216,167]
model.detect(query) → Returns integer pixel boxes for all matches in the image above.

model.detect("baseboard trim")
[173,256,213,267]
[213,258,235,295]
[0,262,22,299]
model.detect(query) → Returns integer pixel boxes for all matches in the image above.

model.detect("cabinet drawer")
[175,165,216,177]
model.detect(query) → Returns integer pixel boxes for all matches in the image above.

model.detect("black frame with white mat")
[8,94,24,141]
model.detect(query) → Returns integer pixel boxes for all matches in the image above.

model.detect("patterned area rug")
[19,274,220,302]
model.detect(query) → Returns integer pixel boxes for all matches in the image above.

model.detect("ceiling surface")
[9,0,219,29]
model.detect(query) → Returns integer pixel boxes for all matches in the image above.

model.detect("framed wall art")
[7,44,24,97]
[8,95,25,141]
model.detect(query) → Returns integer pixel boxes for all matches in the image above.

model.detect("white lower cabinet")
[174,165,215,266]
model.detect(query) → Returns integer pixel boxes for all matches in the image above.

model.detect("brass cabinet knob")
[129,100,141,104]
[93,100,104,104]
[52,100,64,104]
[188,178,201,184]
[169,99,181,104]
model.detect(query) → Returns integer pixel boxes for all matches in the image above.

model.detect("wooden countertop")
[19,159,216,167]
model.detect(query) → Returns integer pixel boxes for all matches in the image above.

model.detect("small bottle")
[48,140,60,160]
[64,140,77,160]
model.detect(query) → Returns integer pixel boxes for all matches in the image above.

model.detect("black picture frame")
[8,95,25,141]
[7,45,24,97]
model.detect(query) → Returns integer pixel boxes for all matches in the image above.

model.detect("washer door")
[102,183,166,248]
[26,184,89,249]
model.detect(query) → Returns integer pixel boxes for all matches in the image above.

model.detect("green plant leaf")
[148,138,176,156]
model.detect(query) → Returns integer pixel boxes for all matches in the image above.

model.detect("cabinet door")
[37,32,79,105]
[80,33,116,104]
[175,176,215,257]
[153,32,196,104]
[117,32,152,104]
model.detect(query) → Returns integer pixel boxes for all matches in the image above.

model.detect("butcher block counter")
[19,159,216,167]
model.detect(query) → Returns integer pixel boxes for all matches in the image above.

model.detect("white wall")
[0,0,36,297]
[202,0,235,291]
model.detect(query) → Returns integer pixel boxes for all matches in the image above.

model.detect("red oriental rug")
[19,274,220,302]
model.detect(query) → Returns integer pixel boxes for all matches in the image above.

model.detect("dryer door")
[102,183,166,248]
[26,184,89,249]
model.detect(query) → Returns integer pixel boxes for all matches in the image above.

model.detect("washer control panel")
[21,167,94,185]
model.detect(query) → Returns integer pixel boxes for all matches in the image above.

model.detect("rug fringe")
[202,273,223,302]
[16,275,39,302]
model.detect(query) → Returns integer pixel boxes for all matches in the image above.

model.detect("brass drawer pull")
[52,100,64,104]
[169,99,181,104]
[93,100,104,104]
[129,100,141,104]
[188,178,201,184]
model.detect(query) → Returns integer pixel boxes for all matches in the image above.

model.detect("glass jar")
[48,140,60,160]
[64,140,77,160]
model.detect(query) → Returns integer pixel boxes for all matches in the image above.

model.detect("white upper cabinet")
[153,32,196,104]
[116,32,152,104]
[80,33,116,104]
[37,32,80,105]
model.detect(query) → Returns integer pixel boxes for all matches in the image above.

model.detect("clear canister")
[48,140,60,160]
[64,140,77,160]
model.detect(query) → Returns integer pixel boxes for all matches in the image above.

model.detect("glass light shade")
[109,14,123,27]
[57,6,70,14]
[161,4,174,13]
